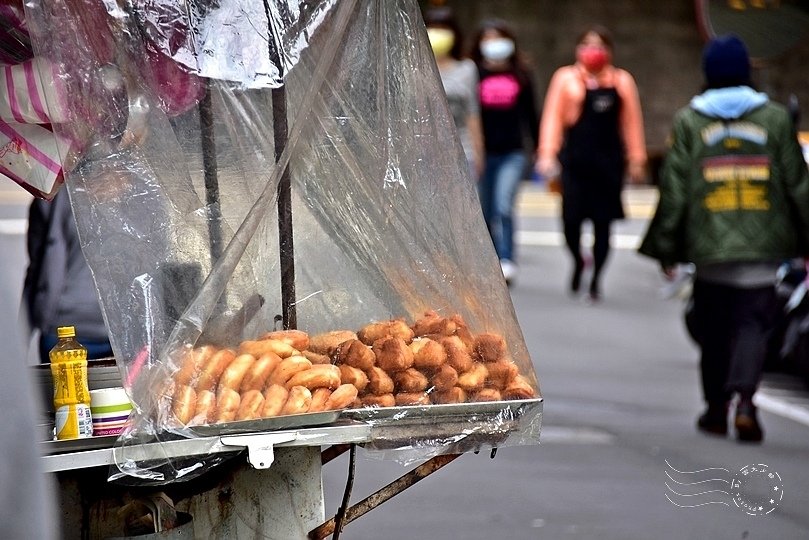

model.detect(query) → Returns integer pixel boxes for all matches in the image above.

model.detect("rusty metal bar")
[321,444,352,465]
[308,453,461,539]
[331,444,356,540]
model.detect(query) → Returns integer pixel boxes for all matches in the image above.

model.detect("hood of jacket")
[690,86,769,120]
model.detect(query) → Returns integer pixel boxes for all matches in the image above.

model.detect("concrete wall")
[423,0,809,159]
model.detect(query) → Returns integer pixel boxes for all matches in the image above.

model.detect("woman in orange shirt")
[537,25,646,301]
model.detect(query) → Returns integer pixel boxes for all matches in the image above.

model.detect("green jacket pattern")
[639,100,809,267]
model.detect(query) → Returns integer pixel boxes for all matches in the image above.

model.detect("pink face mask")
[577,45,609,73]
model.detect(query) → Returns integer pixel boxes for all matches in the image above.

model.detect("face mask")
[577,45,610,73]
[428,28,455,57]
[480,38,515,62]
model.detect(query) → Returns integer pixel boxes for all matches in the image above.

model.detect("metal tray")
[41,434,120,455]
[189,410,341,436]
[340,398,542,423]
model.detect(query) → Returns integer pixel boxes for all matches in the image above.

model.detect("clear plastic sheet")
[25,0,541,483]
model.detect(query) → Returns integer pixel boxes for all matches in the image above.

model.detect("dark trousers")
[690,280,777,404]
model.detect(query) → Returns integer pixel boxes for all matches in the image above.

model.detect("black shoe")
[697,403,728,436]
[588,280,601,303]
[735,400,763,443]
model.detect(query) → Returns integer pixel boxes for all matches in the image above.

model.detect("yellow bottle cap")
[57,326,76,339]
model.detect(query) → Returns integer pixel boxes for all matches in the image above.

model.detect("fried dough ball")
[366,366,395,395]
[503,375,536,400]
[335,339,376,371]
[440,335,473,373]
[309,388,332,413]
[238,339,298,359]
[339,364,369,393]
[471,388,502,402]
[450,314,476,352]
[484,361,519,390]
[431,386,467,404]
[309,330,358,356]
[258,329,310,352]
[395,392,431,406]
[409,338,447,372]
[456,362,489,393]
[174,345,215,387]
[474,333,508,363]
[357,319,415,345]
[361,393,396,408]
[411,310,457,338]
[430,364,458,392]
[325,384,360,410]
[393,368,430,393]
[302,350,332,365]
[280,386,313,415]
[373,336,414,373]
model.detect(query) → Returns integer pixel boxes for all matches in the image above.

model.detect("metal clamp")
[220,432,297,469]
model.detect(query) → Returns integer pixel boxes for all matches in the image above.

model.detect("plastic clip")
[220,432,297,469]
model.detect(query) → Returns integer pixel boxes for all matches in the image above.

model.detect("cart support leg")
[308,453,461,539]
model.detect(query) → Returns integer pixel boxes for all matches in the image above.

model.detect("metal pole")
[308,454,462,539]
[199,84,223,263]
[272,86,297,330]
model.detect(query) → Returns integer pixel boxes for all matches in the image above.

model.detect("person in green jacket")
[639,35,809,443]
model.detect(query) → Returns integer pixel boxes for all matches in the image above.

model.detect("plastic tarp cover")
[25,0,541,483]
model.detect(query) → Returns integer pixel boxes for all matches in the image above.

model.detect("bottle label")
[51,360,91,408]
[55,404,94,440]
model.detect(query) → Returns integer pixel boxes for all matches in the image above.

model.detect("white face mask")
[480,38,515,62]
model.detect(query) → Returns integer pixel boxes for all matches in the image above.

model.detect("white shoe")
[500,259,518,286]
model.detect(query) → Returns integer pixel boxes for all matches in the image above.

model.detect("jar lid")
[56,326,76,338]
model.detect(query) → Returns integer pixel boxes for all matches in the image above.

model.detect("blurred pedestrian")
[425,7,484,180]
[639,35,809,443]
[23,189,114,363]
[537,24,646,301]
[471,19,539,286]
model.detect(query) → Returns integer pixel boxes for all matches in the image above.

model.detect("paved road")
[2,183,808,538]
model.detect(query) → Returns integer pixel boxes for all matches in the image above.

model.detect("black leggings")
[563,217,611,289]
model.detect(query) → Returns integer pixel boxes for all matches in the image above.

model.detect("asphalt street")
[1,182,808,539]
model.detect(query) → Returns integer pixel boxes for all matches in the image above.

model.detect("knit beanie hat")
[702,34,751,89]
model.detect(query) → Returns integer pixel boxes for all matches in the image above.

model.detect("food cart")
[27,0,543,537]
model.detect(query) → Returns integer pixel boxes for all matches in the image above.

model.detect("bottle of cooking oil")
[50,326,93,439]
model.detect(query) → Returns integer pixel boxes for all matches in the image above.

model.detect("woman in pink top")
[537,25,646,301]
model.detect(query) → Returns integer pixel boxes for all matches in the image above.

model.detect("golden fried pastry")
[503,375,536,400]
[335,339,376,371]
[395,392,430,406]
[474,333,508,363]
[309,388,332,412]
[240,352,282,392]
[171,384,197,425]
[394,368,430,393]
[195,348,237,392]
[302,350,332,365]
[339,364,369,393]
[280,386,312,415]
[361,393,396,408]
[194,389,217,424]
[484,361,519,390]
[285,364,342,391]
[261,384,289,417]
[358,318,415,345]
[457,362,489,393]
[373,336,414,373]
[451,314,476,352]
[431,386,467,404]
[308,330,358,356]
[472,388,502,402]
[214,387,241,423]
[366,366,395,395]
[238,338,299,359]
[411,310,457,337]
[174,344,215,387]
[236,389,265,421]
[431,364,459,392]
[409,338,447,372]
[218,353,256,393]
[258,329,310,352]
[440,335,473,373]
[325,384,360,410]
[268,356,313,387]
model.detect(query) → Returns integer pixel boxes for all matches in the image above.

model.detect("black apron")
[559,85,626,222]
